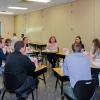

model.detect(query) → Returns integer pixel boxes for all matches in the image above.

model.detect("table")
[29,43,46,51]
[36,43,47,51]
[41,50,57,55]
[41,50,57,65]
[27,50,40,57]
[34,65,47,86]
[53,65,100,97]
[56,51,65,66]
[53,67,69,97]
[56,51,65,59]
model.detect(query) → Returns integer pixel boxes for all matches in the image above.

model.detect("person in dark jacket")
[4,41,38,100]
[0,38,6,67]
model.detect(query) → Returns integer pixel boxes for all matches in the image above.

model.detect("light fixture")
[26,0,51,3]
[8,7,28,10]
[0,11,14,15]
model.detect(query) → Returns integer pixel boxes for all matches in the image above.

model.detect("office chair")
[63,79,96,100]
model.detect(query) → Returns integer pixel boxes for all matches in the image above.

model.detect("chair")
[63,80,96,100]
[1,72,38,100]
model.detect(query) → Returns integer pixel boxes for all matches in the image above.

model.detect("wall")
[14,0,100,50]
[14,11,43,42]
[0,15,14,38]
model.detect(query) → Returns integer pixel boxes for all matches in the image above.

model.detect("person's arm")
[55,43,59,52]
[0,49,6,61]
[25,56,36,75]
[81,43,85,51]
[46,43,50,50]
[72,43,75,52]
[63,56,69,76]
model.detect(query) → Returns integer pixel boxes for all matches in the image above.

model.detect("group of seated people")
[0,33,33,67]
[46,35,100,68]
[0,33,100,100]
[0,36,39,100]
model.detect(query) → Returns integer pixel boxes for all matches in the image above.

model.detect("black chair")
[63,80,96,100]
[1,72,38,100]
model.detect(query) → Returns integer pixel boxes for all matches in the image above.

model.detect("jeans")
[16,76,38,98]
[63,82,76,100]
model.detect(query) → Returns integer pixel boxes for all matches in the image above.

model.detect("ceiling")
[0,0,75,15]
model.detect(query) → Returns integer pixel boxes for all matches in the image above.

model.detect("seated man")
[4,41,38,100]
[63,43,92,99]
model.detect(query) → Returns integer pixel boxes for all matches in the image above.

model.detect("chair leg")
[1,89,6,100]
[43,73,46,86]
[36,88,38,100]
[55,78,59,91]
[61,96,64,100]
[31,90,34,100]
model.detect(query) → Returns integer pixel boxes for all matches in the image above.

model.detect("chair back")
[3,72,21,93]
[73,80,96,100]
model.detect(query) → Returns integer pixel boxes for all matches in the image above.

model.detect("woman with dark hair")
[23,37,32,54]
[23,37,29,47]
[90,38,100,58]
[46,36,59,68]
[72,36,85,52]
[5,39,13,55]
[21,34,25,40]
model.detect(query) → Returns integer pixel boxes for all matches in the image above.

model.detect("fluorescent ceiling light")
[8,7,28,10]
[0,11,14,15]
[26,0,51,3]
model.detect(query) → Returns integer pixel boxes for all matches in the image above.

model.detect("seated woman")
[72,36,85,52]
[90,38,100,59]
[46,36,59,68]
[23,37,32,54]
[5,39,13,55]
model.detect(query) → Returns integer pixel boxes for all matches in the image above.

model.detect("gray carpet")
[0,73,100,100]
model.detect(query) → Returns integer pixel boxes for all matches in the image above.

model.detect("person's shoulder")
[21,54,30,61]
[66,53,83,58]
[65,53,74,59]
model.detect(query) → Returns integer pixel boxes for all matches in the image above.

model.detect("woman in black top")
[72,36,85,52]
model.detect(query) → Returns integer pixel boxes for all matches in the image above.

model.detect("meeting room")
[0,0,100,100]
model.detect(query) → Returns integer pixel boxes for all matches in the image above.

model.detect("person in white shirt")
[63,43,92,99]
[11,33,18,48]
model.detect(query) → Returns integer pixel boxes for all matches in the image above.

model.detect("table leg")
[55,78,59,90]
[61,81,63,96]
[43,73,46,86]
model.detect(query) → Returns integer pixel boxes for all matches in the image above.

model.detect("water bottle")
[59,59,64,69]
[38,53,42,66]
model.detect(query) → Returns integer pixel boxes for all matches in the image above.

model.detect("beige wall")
[14,0,100,50]
[14,11,43,42]
[0,15,14,38]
